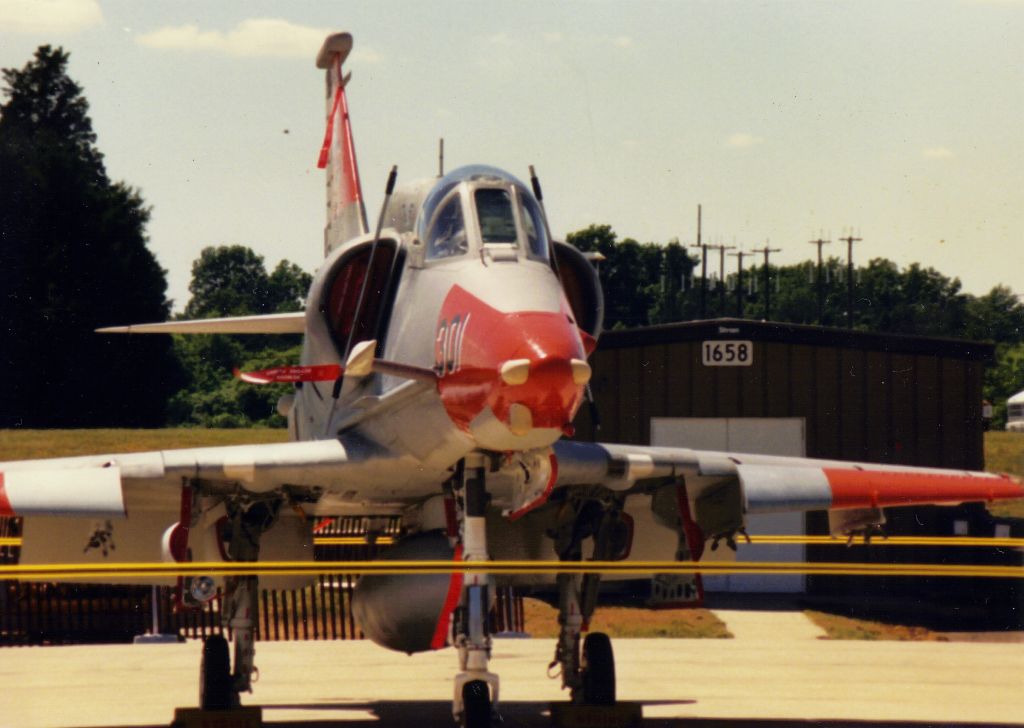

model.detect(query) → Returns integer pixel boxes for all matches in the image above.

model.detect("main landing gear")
[199,634,233,710]
[194,497,282,711]
[548,492,624,706]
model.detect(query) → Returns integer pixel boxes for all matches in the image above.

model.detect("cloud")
[612,36,633,49]
[922,146,954,159]
[0,0,102,34]
[487,32,514,47]
[351,48,382,64]
[136,18,331,58]
[726,133,764,149]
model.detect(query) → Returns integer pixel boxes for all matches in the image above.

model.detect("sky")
[1,0,1022,313]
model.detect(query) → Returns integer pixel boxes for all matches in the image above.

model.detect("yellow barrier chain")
[0,559,1020,581]
[1,535,1019,549]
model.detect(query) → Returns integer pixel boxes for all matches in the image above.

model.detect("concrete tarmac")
[1,618,1022,727]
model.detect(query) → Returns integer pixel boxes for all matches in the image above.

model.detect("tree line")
[2,46,1023,430]
[568,225,1024,425]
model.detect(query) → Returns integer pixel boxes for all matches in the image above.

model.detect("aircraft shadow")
[246,701,1020,728]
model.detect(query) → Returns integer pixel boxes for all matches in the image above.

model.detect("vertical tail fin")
[316,33,368,257]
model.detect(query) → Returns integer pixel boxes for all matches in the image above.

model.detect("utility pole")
[751,243,782,321]
[729,249,749,318]
[706,243,734,316]
[808,236,830,324]
[689,205,706,319]
[838,232,861,328]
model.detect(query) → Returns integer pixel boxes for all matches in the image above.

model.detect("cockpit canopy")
[417,165,549,262]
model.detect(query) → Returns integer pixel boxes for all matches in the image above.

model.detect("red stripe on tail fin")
[317,84,344,170]
[318,53,367,252]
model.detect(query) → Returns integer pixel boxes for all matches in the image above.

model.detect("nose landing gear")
[450,461,500,728]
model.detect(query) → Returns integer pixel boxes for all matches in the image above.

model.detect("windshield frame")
[416,166,551,265]
[422,186,469,262]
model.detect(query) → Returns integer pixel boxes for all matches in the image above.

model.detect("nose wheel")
[460,680,494,728]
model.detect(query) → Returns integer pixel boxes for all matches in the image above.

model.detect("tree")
[169,245,310,427]
[184,246,272,319]
[268,260,313,313]
[964,286,1024,344]
[984,343,1024,429]
[0,46,181,426]
[567,225,698,329]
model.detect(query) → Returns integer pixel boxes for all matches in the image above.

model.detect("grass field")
[0,427,288,461]
[983,431,1024,518]
[805,610,947,641]
[522,598,730,639]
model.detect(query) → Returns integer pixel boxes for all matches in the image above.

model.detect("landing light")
[571,359,592,385]
[500,359,531,386]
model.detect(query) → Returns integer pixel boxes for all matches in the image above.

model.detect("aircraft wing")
[3,437,455,582]
[96,312,306,335]
[0,438,446,520]
[552,440,1023,538]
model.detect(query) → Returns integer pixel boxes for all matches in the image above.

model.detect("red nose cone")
[495,356,580,432]
[434,285,588,444]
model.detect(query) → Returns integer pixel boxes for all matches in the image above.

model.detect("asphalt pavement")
[1,611,1021,727]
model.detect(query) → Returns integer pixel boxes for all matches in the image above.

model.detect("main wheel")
[200,634,234,710]
[461,679,491,728]
[581,632,616,705]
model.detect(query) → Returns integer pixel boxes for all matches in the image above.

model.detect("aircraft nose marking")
[435,285,588,440]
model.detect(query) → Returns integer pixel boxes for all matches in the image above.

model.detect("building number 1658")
[701,340,753,367]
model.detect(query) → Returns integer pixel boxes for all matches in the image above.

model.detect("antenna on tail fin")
[316,32,369,257]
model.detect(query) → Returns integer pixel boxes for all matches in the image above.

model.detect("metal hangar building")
[573,318,1019,624]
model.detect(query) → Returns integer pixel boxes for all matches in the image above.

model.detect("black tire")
[581,632,616,705]
[461,679,491,728]
[200,634,234,710]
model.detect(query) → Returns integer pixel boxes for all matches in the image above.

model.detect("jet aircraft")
[1,32,1021,728]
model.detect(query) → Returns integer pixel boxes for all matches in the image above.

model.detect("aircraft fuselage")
[292,166,592,467]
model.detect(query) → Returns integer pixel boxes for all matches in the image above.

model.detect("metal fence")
[0,515,524,646]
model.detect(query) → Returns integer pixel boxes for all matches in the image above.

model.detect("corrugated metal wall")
[575,319,988,471]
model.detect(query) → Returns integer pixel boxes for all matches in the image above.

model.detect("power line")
[688,204,706,318]
[729,249,749,318]
[808,236,831,324]
[706,243,735,316]
[751,243,782,321]
[838,232,861,328]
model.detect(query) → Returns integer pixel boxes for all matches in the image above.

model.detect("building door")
[650,417,807,594]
